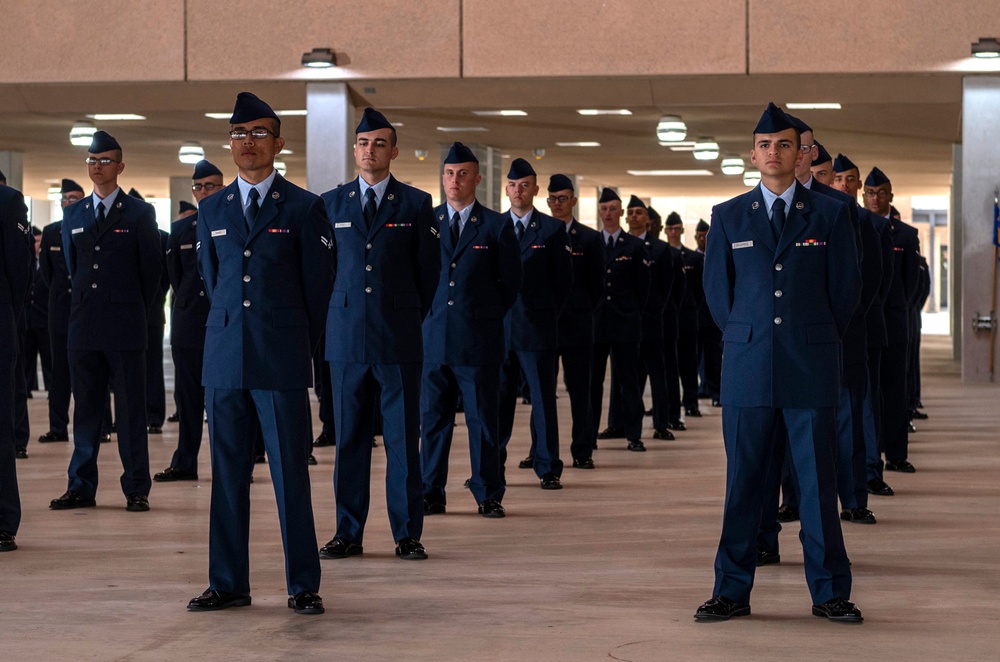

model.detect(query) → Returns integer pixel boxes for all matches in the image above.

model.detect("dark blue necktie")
[771,198,786,240]
[450,212,460,247]
[245,187,260,230]
[364,188,377,231]
[96,202,107,233]
[515,219,525,241]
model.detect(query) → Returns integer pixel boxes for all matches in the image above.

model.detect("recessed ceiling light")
[627,169,714,176]
[555,141,601,147]
[391,122,404,127]
[471,110,527,117]
[667,142,697,152]
[785,103,842,110]
[276,109,308,117]
[577,109,632,116]
[436,126,488,132]
[86,114,147,121]
[205,112,231,120]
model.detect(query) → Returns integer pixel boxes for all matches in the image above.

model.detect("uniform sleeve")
[166,225,183,293]
[39,226,55,288]
[496,220,523,313]
[550,224,573,311]
[877,222,894,304]
[2,191,32,319]
[633,242,650,309]
[137,205,164,313]
[414,192,441,320]
[584,233,605,311]
[703,207,734,330]
[902,234,921,306]
[300,196,335,351]
[670,248,686,307]
[62,212,77,278]
[196,206,218,302]
[826,202,862,337]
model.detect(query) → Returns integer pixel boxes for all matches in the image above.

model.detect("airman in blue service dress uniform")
[0,182,33,552]
[38,179,86,444]
[188,93,332,615]
[694,219,722,406]
[319,108,440,561]
[155,160,224,482]
[498,158,572,489]
[420,142,522,518]
[590,188,650,452]
[51,131,162,513]
[695,103,862,623]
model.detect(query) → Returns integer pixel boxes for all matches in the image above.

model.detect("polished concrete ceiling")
[0,72,963,205]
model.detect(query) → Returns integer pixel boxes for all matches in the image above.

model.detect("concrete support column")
[0,150,24,191]
[169,176,193,221]
[438,143,502,210]
[960,77,1000,383]
[951,143,963,360]
[306,83,354,195]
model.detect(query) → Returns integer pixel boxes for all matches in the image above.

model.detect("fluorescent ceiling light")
[472,110,527,117]
[555,141,601,147]
[971,37,1000,58]
[577,109,632,116]
[391,122,405,127]
[86,113,146,121]
[69,120,97,147]
[656,115,687,142]
[720,155,745,176]
[178,142,205,165]
[693,137,720,161]
[47,185,62,201]
[627,169,714,176]
[743,170,762,186]
[785,103,842,110]
[274,159,287,176]
[276,109,308,117]
[205,112,231,119]
[436,126,488,132]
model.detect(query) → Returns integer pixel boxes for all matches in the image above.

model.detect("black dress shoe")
[518,455,534,469]
[685,408,702,417]
[319,538,363,559]
[908,422,917,433]
[254,454,266,464]
[463,478,471,488]
[187,589,251,611]
[596,426,625,439]
[308,454,318,466]
[167,412,179,423]
[812,597,863,623]
[147,424,162,435]
[540,472,563,490]
[478,499,505,518]
[288,590,325,615]
[652,428,675,440]
[38,431,69,442]
[0,531,16,552]
[126,494,150,512]
[154,466,198,482]
[572,457,595,469]
[99,433,112,443]
[111,424,117,433]
[711,399,722,407]
[885,459,916,473]
[395,537,427,560]
[626,439,646,452]
[423,499,446,515]
[915,400,924,409]
[756,549,780,566]
[840,507,877,524]
[911,410,929,420]
[644,407,653,416]
[867,478,895,496]
[15,446,27,459]
[667,420,687,431]
[313,430,335,447]
[776,505,799,522]
[50,491,96,510]
[694,595,751,621]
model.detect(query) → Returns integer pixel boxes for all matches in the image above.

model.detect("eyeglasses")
[61,196,83,203]
[863,189,891,199]
[229,129,276,140]
[799,144,815,152]
[192,183,222,192]
[547,195,572,204]
[85,157,120,166]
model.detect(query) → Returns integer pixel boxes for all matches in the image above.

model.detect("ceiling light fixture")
[69,120,97,147]
[743,170,762,186]
[471,110,527,117]
[626,169,714,177]
[436,126,488,132]
[577,109,632,116]
[86,114,147,121]
[301,47,337,68]
[656,115,687,142]
[972,37,1000,58]
[415,149,428,161]
[555,141,601,147]
[178,142,205,165]
[47,185,62,201]
[276,109,308,117]
[720,155,746,175]
[785,103,842,110]
[205,112,232,120]
[274,159,288,176]
[693,137,720,161]
[532,148,545,160]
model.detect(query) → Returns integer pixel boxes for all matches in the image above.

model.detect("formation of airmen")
[0,95,931,624]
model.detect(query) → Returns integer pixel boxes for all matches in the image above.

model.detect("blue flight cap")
[507,158,536,180]
[627,194,646,209]
[61,178,84,194]
[0,168,5,181]
[127,188,144,200]
[865,167,890,187]
[753,102,795,134]
[356,107,392,133]
[444,142,478,164]
[229,92,280,126]
[785,112,812,135]
[599,188,621,203]
[179,201,197,214]
[696,219,710,233]
[89,130,121,154]
[665,211,683,227]
[812,141,832,166]
[833,153,859,173]
[192,159,223,180]
[548,174,574,192]
[647,206,661,223]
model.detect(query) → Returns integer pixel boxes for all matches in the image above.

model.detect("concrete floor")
[3,335,998,661]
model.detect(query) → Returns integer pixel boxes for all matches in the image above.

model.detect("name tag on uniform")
[211,229,227,237]
[72,227,84,235]
[732,241,753,249]
[180,244,193,250]
[334,222,352,228]
[50,246,61,251]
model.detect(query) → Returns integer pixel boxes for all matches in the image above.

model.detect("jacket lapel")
[367,176,399,239]
[520,208,540,254]
[452,203,483,259]
[247,174,286,243]
[775,182,810,257]
[745,185,776,254]
[222,182,248,244]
